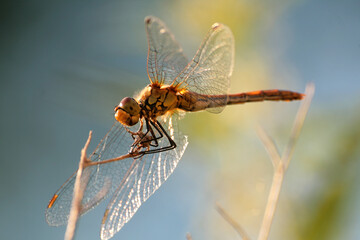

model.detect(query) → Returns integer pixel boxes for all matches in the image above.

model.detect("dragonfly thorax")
[114,97,141,126]
[138,84,179,120]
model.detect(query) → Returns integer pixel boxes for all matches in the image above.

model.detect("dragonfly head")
[114,97,141,126]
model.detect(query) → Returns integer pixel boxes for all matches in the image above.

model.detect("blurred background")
[1,0,359,239]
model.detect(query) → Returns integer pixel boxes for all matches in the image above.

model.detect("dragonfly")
[46,16,304,240]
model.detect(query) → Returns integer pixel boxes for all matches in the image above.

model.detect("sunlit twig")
[215,202,251,240]
[257,83,315,240]
[282,83,315,170]
[84,152,138,167]
[256,127,281,167]
[186,233,193,240]
[64,131,93,240]
[63,130,142,240]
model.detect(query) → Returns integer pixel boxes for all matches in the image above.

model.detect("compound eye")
[119,97,133,108]
[119,97,140,115]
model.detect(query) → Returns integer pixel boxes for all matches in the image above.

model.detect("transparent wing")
[175,23,234,113]
[145,16,189,84]
[45,122,138,226]
[100,113,188,240]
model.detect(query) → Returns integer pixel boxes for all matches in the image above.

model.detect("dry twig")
[257,83,315,240]
[214,84,313,240]
[63,130,141,240]
[186,233,193,240]
[61,124,145,240]
[215,202,251,240]
[64,131,93,240]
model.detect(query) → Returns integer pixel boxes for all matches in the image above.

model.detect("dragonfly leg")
[132,119,165,146]
[127,120,158,151]
[146,120,166,147]
[126,119,175,156]
[138,120,176,155]
[127,121,153,153]
[145,120,161,147]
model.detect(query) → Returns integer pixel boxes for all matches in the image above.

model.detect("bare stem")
[215,202,251,240]
[257,83,315,240]
[256,127,281,168]
[282,83,315,170]
[186,233,193,240]
[84,152,138,167]
[64,131,93,240]
[256,163,284,240]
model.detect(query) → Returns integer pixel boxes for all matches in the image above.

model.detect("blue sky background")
[1,0,359,239]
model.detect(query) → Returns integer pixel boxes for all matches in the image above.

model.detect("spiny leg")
[128,119,163,156]
[133,119,166,146]
[139,120,176,155]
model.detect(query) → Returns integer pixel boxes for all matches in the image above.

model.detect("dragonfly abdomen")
[178,89,303,112]
[227,89,304,105]
[177,91,228,112]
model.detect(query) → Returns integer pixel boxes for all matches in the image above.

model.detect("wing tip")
[102,209,110,225]
[211,22,222,30]
[211,22,233,35]
[145,16,152,24]
[47,194,58,209]
[145,16,157,25]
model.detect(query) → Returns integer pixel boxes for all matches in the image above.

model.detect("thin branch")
[63,129,142,240]
[186,233,193,240]
[256,127,281,167]
[256,163,284,240]
[257,83,315,240]
[84,152,138,167]
[64,131,93,240]
[215,202,251,240]
[282,83,315,170]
